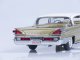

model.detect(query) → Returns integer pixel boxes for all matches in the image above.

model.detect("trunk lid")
[16,25,61,36]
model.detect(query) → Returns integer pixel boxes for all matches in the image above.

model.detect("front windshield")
[36,17,71,28]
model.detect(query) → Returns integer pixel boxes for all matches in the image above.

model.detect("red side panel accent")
[53,29,61,34]
[21,38,30,40]
[13,29,22,34]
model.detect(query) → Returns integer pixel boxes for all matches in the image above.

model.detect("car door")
[72,15,80,41]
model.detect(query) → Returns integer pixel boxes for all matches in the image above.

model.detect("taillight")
[21,38,30,40]
[53,29,61,35]
[43,37,60,41]
[13,29,22,34]
[43,38,54,41]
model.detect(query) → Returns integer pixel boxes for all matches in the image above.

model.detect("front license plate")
[32,40,41,44]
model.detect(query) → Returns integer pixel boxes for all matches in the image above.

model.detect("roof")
[39,13,80,19]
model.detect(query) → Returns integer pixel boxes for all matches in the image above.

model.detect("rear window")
[36,17,71,28]
[37,17,70,25]
[50,17,70,24]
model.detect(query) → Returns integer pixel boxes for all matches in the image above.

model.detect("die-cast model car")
[13,13,80,52]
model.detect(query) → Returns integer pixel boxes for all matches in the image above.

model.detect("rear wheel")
[28,45,37,50]
[63,42,70,50]
[56,45,63,52]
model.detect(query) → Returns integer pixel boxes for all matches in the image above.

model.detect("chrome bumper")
[14,38,64,45]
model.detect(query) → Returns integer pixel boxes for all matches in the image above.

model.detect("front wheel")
[28,45,37,50]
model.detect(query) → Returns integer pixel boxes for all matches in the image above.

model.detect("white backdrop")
[0,0,80,53]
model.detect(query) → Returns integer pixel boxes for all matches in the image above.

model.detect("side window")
[74,15,80,18]
[64,19,72,27]
[74,15,80,25]
[38,18,50,25]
